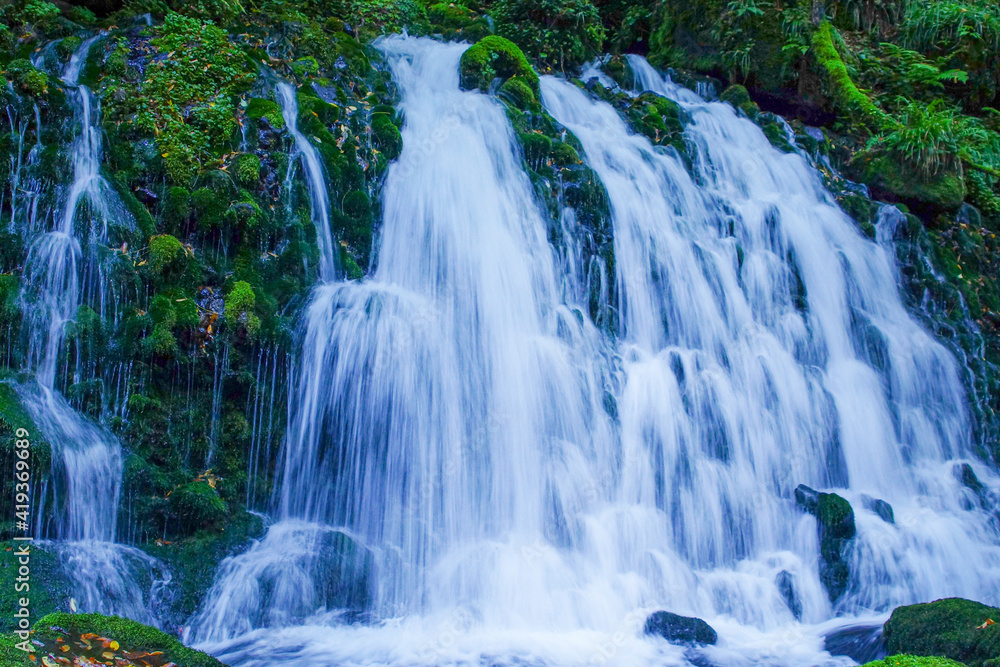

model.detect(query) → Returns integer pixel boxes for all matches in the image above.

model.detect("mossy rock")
[794,484,856,601]
[32,613,226,667]
[719,84,759,119]
[143,511,265,625]
[862,656,968,667]
[499,77,538,111]
[245,97,284,129]
[169,481,226,534]
[884,598,1000,667]
[864,157,966,211]
[459,36,539,96]
[372,113,402,161]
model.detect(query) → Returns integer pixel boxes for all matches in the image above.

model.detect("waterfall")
[13,36,167,626]
[185,37,1000,666]
[277,82,338,281]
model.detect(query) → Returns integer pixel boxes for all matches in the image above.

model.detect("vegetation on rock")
[884,598,1000,667]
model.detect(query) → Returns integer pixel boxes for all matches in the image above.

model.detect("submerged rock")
[644,611,718,645]
[862,494,895,524]
[884,598,1000,667]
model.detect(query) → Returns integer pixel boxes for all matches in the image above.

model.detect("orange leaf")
[977,618,995,629]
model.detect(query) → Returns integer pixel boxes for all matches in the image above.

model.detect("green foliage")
[4,59,48,97]
[170,0,244,24]
[494,0,605,70]
[427,2,491,39]
[460,35,539,95]
[234,153,261,186]
[57,36,83,59]
[709,0,769,78]
[884,598,1000,667]
[137,13,253,183]
[371,113,402,161]
[21,0,60,24]
[34,614,225,667]
[339,0,427,37]
[861,657,967,667]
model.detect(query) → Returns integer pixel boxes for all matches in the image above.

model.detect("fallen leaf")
[977,618,995,629]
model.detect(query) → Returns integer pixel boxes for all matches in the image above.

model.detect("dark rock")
[824,622,886,664]
[794,484,856,602]
[861,494,895,524]
[775,570,802,620]
[884,598,1000,667]
[644,611,718,645]
[794,483,820,513]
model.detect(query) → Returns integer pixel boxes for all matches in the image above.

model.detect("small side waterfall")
[180,38,1000,667]
[277,82,337,281]
[14,36,167,626]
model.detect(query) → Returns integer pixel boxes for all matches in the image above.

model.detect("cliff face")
[1,0,999,623]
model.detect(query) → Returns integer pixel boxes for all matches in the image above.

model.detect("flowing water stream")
[15,36,167,626]
[19,31,1000,667]
[182,35,1000,667]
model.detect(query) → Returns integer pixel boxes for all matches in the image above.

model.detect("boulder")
[884,598,1000,667]
[644,611,718,645]
[794,484,856,601]
[861,494,895,524]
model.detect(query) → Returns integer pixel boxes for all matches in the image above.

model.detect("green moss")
[460,35,539,96]
[33,613,225,667]
[862,657,968,667]
[144,323,177,356]
[4,60,48,97]
[864,156,967,209]
[148,234,184,274]
[246,97,285,129]
[883,599,1000,667]
[520,132,552,170]
[719,84,760,119]
[291,56,320,78]
[551,141,580,167]
[372,113,402,161]
[57,36,83,59]
[343,190,371,220]
[170,481,226,534]
[226,280,260,337]
[811,21,893,133]
[500,76,538,111]
[0,542,68,633]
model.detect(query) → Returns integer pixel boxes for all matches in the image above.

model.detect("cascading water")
[278,82,337,281]
[14,36,167,625]
[187,36,1000,666]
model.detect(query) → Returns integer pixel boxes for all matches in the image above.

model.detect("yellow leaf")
[109,640,120,650]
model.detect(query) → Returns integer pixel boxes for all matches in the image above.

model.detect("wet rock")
[861,494,895,524]
[644,611,718,645]
[794,484,856,601]
[775,570,802,620]
[824,621,886,664]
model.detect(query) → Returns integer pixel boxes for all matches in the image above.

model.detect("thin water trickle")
[277,82,338,281]
[15,36,165,625]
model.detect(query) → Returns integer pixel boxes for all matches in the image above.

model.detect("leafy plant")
[494,0,606,70]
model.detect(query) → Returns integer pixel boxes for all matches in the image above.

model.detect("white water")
[15,37,164,626]
[278,82,338,281]
[182,37,1000,666]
